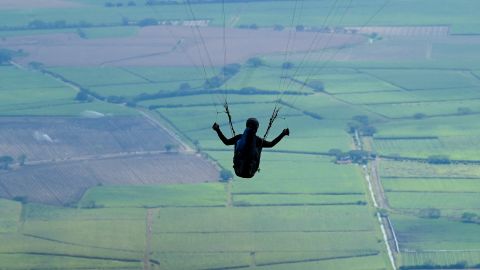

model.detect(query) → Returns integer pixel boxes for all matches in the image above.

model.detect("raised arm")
[212,123,241,145]
[262,128,289,148]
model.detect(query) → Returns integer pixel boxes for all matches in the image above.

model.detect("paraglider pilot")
[212,118,289,178]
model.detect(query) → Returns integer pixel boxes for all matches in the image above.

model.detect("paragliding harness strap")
[262,105,281,141]
[223,101,236,136]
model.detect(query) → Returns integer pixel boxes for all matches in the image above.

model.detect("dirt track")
[1,26,366,67]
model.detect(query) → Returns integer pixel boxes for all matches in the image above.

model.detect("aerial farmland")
[0,1,480,270]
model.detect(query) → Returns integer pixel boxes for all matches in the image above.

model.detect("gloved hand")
[283,128,290,136]
[212,122,220,131]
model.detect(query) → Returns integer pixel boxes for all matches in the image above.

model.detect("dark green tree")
[246,57,263,68]
[220,169,233,182]
[427,155,450,164]
[419,208,441,219]
[178,82,191,91]
[138,18,158,27]
[0,49,14,64]
[273,24,284,31]
[17,154,27,166]
[0,156,14,170]
[282,62,294,69]
[295,25,305,31]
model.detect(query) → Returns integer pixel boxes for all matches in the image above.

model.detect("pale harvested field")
[0,116,177,162]
[0,153,219,205]
[0,0,82,9]
[347,26,450,36]
[0,26,366,67]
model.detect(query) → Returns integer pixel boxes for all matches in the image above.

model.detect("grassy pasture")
[285,93,382,121]
[373,136,480,160]
[0,234,143,262]
[156,102,298,135]
[0,199,21,233]
[335,87,480,105]
[226,66,312,93]
[80,183,227,208]
[0,0,477,34]
[362,69,479,90]
[401,251,480,269]
[206,152,367,194]
[154,252,386,270]
[152,231,380,253]
[89,82,182,97]
[138,93,277,108]
[1,100,136,116]
[375,114,480,137]
[153,205,374,233]
[382,178,480,193]
[366,99,480,118]
[392,213,480,251]
[379,160,480,179]
[80,26,139,39]
[0,66,135,116]
[22,219,146,251]
[0,66,66,89]
[255,254,387,270]
[48,67,149,86]
[22,205,146,252]
[295,72,400,94]
[153,252,250,270]
[0,254,141,270]
[386,192,480,210]
[232,193,366,206]
[123,66,212,84]
[0,66,76,113]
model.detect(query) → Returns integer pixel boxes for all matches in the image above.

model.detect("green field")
[1,0,480,34]
[80,183,227,208]
[372,136,480,160]
[382,178,480,193]
[362,69,479,90]
[2,0,480,269]
[366,99,480,118]
[392,213,480,251]
[295,71,400,94]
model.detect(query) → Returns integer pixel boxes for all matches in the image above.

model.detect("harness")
[224,101,280,178]
[233,130,261,178]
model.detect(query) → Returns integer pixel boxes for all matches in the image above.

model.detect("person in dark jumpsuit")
[212,118,289,178]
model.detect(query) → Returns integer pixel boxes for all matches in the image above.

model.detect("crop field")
[0,0,478,34]
[0,26,364,67]
[0,153,219,205]
[401,251,480,269]
[0,116,177,161]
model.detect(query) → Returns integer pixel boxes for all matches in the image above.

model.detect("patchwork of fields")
[1,0,480,269]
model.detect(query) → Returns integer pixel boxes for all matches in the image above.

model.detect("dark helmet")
[246,118,259,131]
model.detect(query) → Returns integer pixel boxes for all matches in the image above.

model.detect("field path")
[370,158,390,209]
[143,208,155,270]
[138,109,195,153]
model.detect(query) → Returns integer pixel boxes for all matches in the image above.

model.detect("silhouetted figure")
[212,118,289,178]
